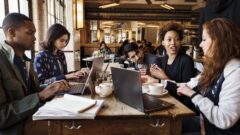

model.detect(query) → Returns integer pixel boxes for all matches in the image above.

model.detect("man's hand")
[38,80,69,101]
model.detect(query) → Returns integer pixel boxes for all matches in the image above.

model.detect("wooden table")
[48,94,195,135]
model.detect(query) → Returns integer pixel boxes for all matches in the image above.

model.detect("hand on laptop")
[38,80,70,101]
[80,68,90,76]
[141,75,158,84]
[65,69,89,80]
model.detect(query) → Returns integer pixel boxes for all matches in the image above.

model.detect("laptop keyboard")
[68,83,85,94]
[143,94,174,112]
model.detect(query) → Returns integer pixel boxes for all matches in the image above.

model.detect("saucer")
[146,89,168,97]
[142,85,149,93]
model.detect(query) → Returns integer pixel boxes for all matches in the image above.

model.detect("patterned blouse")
[34,50,67,85]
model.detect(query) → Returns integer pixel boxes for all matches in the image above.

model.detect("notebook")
[32,94,104,120]
[44,94,97,113]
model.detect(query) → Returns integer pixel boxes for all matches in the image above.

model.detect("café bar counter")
[48,94,195,135]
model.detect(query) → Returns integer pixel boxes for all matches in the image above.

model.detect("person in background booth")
[123,42,159,75]
[34,24,88,86]
[143,41,155,54]
[117,39,129,57]
[99,41,112,55]
[123,43,143,70]
[177,18,240,134]
[0,13,69,135]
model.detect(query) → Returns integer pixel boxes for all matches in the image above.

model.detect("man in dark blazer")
[0,13,69,135]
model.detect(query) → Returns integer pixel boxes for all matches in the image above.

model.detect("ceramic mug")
[148,83,164,95]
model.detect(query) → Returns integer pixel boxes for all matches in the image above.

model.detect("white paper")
[32,95,104,120]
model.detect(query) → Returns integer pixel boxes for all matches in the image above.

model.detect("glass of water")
[137,63,147,76]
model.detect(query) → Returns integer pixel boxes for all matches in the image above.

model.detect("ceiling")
[84,0,205,22]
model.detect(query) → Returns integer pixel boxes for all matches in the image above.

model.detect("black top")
[156,53,195,83]
[156,53,197,113]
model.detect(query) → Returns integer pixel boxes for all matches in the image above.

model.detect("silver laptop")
[111,67,174,113]
[64,57,104,95]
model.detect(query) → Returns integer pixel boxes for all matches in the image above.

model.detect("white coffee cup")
[95,82,113,97]
[126,67,135,70]
[148,83,164,95]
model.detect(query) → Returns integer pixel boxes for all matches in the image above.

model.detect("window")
[47,0,65,27]
[19,0,29,16]
[90,20,98,43]
[0,0,30,57]
[0,0,6,41]
[9,0,19,13]
[0,0,5,27]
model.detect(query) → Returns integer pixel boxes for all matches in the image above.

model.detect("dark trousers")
[182,116,201,134]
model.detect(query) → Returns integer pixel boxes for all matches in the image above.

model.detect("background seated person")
[117,39,129,57]
[123,43,160,75]
[34,24,88,86]
[123,43,141,69]
[143,41,155,54]
[99,41,112,55]
[154,44,166,57]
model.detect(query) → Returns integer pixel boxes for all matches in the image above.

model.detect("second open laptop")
[111,67,174,113]
[64,57,104,95]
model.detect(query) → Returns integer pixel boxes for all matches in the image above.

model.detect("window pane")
[55,1,59,20]
[51,15,55,24]
[64,52,74,72]
[20,0,29,16]
[0,29,5,41]
[48,14,51,27]
[0,0,5,27]
[60,6,63,23]
[9,0,19,13]
[50,0,54,15]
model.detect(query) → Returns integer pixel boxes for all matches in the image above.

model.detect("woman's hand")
[65,68,89,80]
[177,83,196,97]
[141,75,158,84]
[150,64,169,80]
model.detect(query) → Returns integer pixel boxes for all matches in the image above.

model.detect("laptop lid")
[64,57,104,95]
[91,57,104,82]
[111,67,145,112]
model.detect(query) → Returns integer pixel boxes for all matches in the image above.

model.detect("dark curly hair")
[160,22,183,41]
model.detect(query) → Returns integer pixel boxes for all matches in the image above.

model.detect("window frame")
[47,0,65,27]
[0,0,31,57]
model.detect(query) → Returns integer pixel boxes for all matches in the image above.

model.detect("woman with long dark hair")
[178,18,240,134]
[34,24,87,85]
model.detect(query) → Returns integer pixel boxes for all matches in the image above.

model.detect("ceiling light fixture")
[161,3,174,10]
[99,2,120,9]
